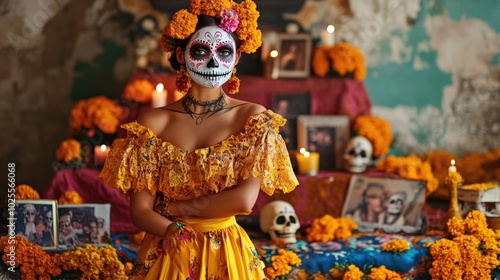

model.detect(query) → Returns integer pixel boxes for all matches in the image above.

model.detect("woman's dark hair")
[168,15,241,70]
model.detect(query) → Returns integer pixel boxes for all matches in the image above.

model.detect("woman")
[100,1,298,279]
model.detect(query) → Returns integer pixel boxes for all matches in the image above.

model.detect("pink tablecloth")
[43,168,138,235]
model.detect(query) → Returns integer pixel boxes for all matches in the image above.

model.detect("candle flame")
[100,145,107,152]
[304,151,310,157]
[270,50,278,58]
[156,83,164,92]
[327,25,335,33]
[451,159,455,166]
[299,147,306,154]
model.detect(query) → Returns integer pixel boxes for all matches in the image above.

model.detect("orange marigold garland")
[160,0,261,55]
[52,244,127,279]
[15,184,40,199]
[376,154,439,195]
[58,191,84,204]
[0,235,62,279]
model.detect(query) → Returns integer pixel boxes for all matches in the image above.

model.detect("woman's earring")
[176,65,191,94]
[227,68,240,95]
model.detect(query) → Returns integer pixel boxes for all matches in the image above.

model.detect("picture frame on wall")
[57,203,111,250]
[274,33,312,78]
[14,199,58,250]
[273,93,311,150]
[341,175,427,233]
[297,115,350,170]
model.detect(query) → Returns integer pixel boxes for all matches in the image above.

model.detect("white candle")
[448,159,457,173]
[320,25,335,46]
[152,83,167,108]
[94,144,110,167]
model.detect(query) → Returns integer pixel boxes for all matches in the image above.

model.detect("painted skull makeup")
[184,26,236,88]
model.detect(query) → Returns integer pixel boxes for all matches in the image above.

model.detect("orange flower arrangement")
[353,115,393,158]
[69,96,123,135]
[305,215,358,243]
[15,184,40,199]
[264,249,302,279]
[381,239,410,253]
[312,42,367,81]
[0,235,61,279]
[58,191,84,204]
[55,139,82,163]
[429,210,500,279]
[376,154,439,195]
[123,79,154,103]
[52,244,127,279]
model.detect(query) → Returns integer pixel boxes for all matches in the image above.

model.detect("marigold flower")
[58,190,84,204]
[312,43,367,81]
[15,184,40,199]
[343,264,364,279]
[306,215,357,242]
[56,139,82,163]
[264,249,301,279]
[353,115,393,158]
[123,79,154,103]
[376,154,439,195]
[69,95,123,136]
[381,239,410,253]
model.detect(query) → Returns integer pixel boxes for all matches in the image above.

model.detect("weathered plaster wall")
[0,0,135,195]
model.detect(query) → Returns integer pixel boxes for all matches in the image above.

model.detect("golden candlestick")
[444,170,464,233]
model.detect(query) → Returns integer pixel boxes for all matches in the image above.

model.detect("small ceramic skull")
[259,200,300,244]
[343,136,373,173]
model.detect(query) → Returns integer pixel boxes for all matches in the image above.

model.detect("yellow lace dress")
[100,110,299,279]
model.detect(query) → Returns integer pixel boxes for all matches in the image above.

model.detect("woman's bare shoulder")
[228,97,267,118]
[136,108,170,135]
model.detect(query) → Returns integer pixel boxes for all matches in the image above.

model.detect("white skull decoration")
[343,136,373,173]
[259,200,300,244]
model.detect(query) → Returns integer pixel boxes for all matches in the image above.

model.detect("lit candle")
[152,83,167,108]
[94,144,110,167]
[270,49,279,79]
[320,25,335,46]
[296,148,320,175]
[448,159,457,173]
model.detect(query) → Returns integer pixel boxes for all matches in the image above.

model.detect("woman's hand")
[162,221,198,252]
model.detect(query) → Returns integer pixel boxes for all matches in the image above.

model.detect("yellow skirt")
[130,216,266,280]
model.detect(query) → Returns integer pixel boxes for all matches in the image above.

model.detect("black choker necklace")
[182,93,227,125]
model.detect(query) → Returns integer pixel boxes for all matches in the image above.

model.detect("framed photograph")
[14,199,58,250]
[57,203,111,250]
[342,175,427,233]
[297,115,350,170]
[273,93,311,150]
[274,33,312,78]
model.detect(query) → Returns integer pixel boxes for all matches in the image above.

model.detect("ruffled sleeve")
[240,110,299,196]
[99,122,162,195]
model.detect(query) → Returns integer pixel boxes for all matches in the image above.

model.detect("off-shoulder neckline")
[126,109,274,154]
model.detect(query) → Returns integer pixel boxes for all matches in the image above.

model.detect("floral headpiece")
[160,0,262,55]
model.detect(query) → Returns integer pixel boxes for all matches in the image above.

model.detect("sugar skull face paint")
[184,26,236,88]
